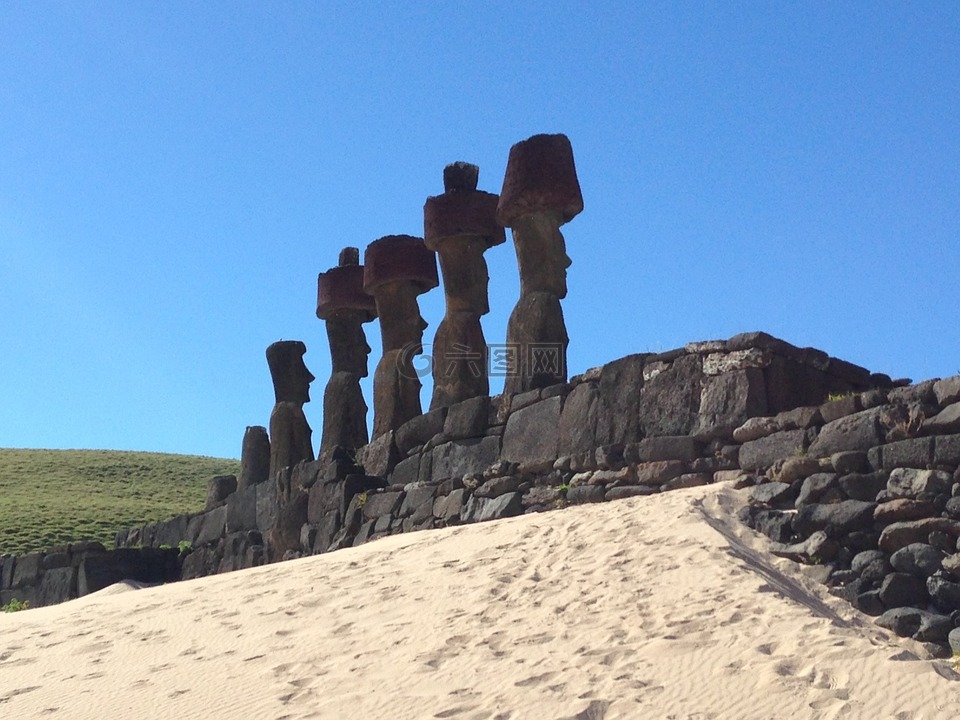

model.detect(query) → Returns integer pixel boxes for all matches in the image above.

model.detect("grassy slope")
[0,449,240,556]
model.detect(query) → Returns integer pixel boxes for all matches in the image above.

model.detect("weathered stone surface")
[523,486,562,507]
[775,456,822,484]
[763,355,830,414]
[461,492,523,522]
[887,468,952,499]
[638,354,703,437]
[78,548,180,595]
[934,377,960,407]
[852,550,889,576]
[433,489,467,523]
[558,382,599,456]
[605,486,659,501]
[238,425,271,490]
[702,348,769,375]
[830,451,869,475]
[934,434,960,467]
[694,368,767,441]
[588,467,636,486]
[879,518,960,553]
[943,553,960,579]
[358,430,400,478]
[879,573,929,609]
[808,408,883,458]
[927,575,960,612]
[792,500,876,539]
[225,484,258,534]
[472,475,520,499]
[567,485,606,504]
[890,543,944,578]
[733,416,780,443]
[748,482,795,509]
[881,438,935,470]
[266,490,308,561]
[661,473,710,492]
[443,396,489,440]
[820,395,862,424]
[396,408,447,455]
[635,436,702,462]
[36,566,77,607]
[361,491,403,521]
[254,476,279,533]
[206,475,238,511]
[874,498,938,525]
[390,454,421,488]
[795,473,840,508]
[502,397,561,471]
[839,472,887,502]
[431,436,501,482]
[877,607,950,641]
[776,406,822,431]
[635,461,686,486]
[590,354,644,446]
[196,506,227,546]
[739,430,807,472]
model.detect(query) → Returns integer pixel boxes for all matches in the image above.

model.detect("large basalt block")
[443,396,490,440]
[153,514,192,548]
[792,500,876,538]
[396,408,447,455]
[226,484,259,534]
[12,552,43,589]
[502,396,562,471]
[763,356,831,414]
[558,381,599,456]
[78,548,180,596]
[638,354,703,438]
[358,431,400,477]
[694,368,767,441]
[461,492,523,523]
[196,505,227,547]
[881,438,935,470]
[808,408,883,457]
[206,475,238,511]
[37,566,78,607]
[595,354,646,446]
[256,477,279,533]
[431,436,501,482]
[935,434,960,466]
[739,430,808,472]
[886,468,953,499]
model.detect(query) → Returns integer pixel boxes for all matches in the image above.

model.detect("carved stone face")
[373,279,429,354]
[437,235,490,314]
[514,211,571,299]
[267,341,315,404]
[326,312,372,377]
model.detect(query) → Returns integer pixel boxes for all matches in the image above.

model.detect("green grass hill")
[0,448,240,556]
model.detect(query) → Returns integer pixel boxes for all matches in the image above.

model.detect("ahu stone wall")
[111,330,887,576]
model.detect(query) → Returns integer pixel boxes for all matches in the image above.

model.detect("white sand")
[2,485,958,719]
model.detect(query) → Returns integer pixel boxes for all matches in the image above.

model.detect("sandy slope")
[1,485,958,720]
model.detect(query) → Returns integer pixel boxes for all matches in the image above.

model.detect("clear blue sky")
[2,3,958,459]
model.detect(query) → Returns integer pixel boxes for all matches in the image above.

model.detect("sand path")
[1,485,958,719]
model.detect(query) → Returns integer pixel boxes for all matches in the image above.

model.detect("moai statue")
[237,425,270,490]
[266,340,315,480]
[497,133,583,395]
[316,247,377,461]
[363,235,438,439]
[423,162,505,409]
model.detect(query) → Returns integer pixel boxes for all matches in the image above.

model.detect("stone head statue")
[316,247,379,459]
[363,235,438,353]
[317,247,377,376]
[363,234,438,437]
[423,161,505,408]
[497,133,583,394]
[498,133,582,298]
[266,340,314,405]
